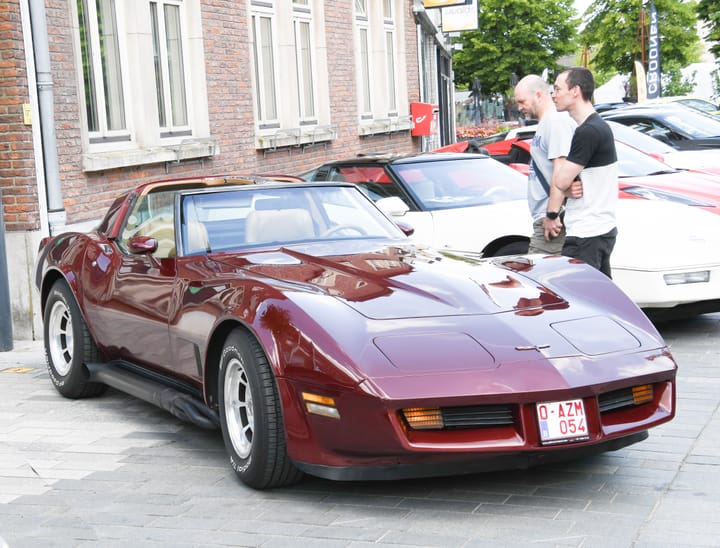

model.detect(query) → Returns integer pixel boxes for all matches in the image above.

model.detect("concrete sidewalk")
[1,314,719,547]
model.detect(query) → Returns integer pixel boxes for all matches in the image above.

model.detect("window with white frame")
[250,0,333,150]
[384,4,397,115]
[294,9,316,122]
[354,0,410,135]
[151,0,191,136]
[77,0,129,142]
[354,0,372,118]
[251,6,279,128]
[74,0,213,171]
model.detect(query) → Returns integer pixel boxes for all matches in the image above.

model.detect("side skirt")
[85,361,219,430]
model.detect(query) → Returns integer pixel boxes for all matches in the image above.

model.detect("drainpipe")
[28,0,65,235]
[0,190,12,351]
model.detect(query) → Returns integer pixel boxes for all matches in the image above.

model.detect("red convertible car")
[35,176,677,488]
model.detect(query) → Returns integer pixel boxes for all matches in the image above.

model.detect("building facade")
[0,0,453,340]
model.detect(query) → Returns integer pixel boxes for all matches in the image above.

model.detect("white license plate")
[536,399,589,444]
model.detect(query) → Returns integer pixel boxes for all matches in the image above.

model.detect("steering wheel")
[320,224,367,237]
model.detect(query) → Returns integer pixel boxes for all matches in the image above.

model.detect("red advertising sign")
[410,102,437,136]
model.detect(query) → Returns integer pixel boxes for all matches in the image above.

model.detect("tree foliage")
[452,0,578,94]
[579,0,702,76]
[697,0,720,60]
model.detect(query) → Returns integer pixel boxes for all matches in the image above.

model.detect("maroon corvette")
[35,176,677,489]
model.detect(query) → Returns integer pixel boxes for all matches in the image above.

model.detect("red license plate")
[536,399,589,444]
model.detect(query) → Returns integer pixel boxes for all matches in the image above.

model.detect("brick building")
[0,0,454,340]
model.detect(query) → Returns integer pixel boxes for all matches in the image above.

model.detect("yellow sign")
[423,0,469,8]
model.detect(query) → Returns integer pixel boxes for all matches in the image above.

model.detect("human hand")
[566,180,583,199]
[543,217,563,241]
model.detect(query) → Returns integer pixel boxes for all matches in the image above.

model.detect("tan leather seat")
[245,209,314,244]
[185,221,210,254]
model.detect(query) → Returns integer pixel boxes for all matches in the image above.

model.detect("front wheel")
[492,241,529,256]
[218,329,303,489]
[43,280,106,399]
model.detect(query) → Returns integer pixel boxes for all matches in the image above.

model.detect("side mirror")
[127,236,158,254]
[376,196,410,217]
[394,220,415,237]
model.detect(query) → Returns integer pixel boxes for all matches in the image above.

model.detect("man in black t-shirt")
[543,67,618,278]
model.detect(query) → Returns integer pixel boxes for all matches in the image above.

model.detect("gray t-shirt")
[527,110,576,221]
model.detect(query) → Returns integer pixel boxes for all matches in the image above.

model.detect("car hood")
[620,171,720,203]
[663,149,720,170]
[216,242,566,320]
[613,199,720,270]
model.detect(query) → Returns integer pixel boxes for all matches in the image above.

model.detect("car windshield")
[391,156,527,210]
[179,185,405,254]
[608,120,675,154]
[658,107,720,137]
[615,107,720,138]
[615,141,677,177]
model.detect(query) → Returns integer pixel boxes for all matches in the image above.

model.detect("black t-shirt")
[567,113,617,168]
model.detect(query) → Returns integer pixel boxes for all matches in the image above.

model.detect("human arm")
[543,157,583,239]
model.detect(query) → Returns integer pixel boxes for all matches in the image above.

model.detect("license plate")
[536,399,589,444]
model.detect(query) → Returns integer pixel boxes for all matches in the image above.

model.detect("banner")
[635,60,647,103]
[646,2,661,99]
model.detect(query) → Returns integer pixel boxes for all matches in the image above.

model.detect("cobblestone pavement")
[1,314,718,548]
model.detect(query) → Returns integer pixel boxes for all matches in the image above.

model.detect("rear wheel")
[44,280,106,398]
[218,329,303,489]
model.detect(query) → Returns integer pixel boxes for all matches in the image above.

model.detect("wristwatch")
[546,210,560,220]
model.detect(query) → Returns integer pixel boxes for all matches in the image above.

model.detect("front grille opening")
[401,404,515,430]
[599,384,654,413]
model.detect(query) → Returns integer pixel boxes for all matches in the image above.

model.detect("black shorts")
[562,227,617,278]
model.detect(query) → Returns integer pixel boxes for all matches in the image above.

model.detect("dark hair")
[561,67,595,102]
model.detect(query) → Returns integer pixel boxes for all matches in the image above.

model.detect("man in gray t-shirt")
[514,75,577,254]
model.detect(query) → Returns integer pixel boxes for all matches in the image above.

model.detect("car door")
[81,190,178,371]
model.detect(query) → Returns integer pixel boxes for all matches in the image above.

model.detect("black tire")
[218,329,303,489]
[43,280,107,399]
[492,241,529,257]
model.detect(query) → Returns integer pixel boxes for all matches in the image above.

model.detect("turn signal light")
[632,384,653,405]
[402,407,444,430]
[663,271,709,285]
[302,392,340,419]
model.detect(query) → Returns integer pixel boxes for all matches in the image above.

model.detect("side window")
[119,190,177,258]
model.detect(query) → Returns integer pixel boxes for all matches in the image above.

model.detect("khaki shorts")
[528,217,565,255]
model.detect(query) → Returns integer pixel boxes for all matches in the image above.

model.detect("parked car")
[644,95,720,118]
[477,119,720,175]
[492,137,720,215]
[35,175,678,489]
[301,153,533,257]
[304,153,720,319]
[606,120,720,175]
[601,104,720,150]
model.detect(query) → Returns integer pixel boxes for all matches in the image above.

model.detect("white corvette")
[305,152,720,319]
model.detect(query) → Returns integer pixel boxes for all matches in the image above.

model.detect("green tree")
[579,0,702,77]
[452,0,578,94]
[697,0,720,60]
[661,60,696,96]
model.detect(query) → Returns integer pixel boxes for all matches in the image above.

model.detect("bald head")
[514,74,554,120]
[516,74,549,95]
